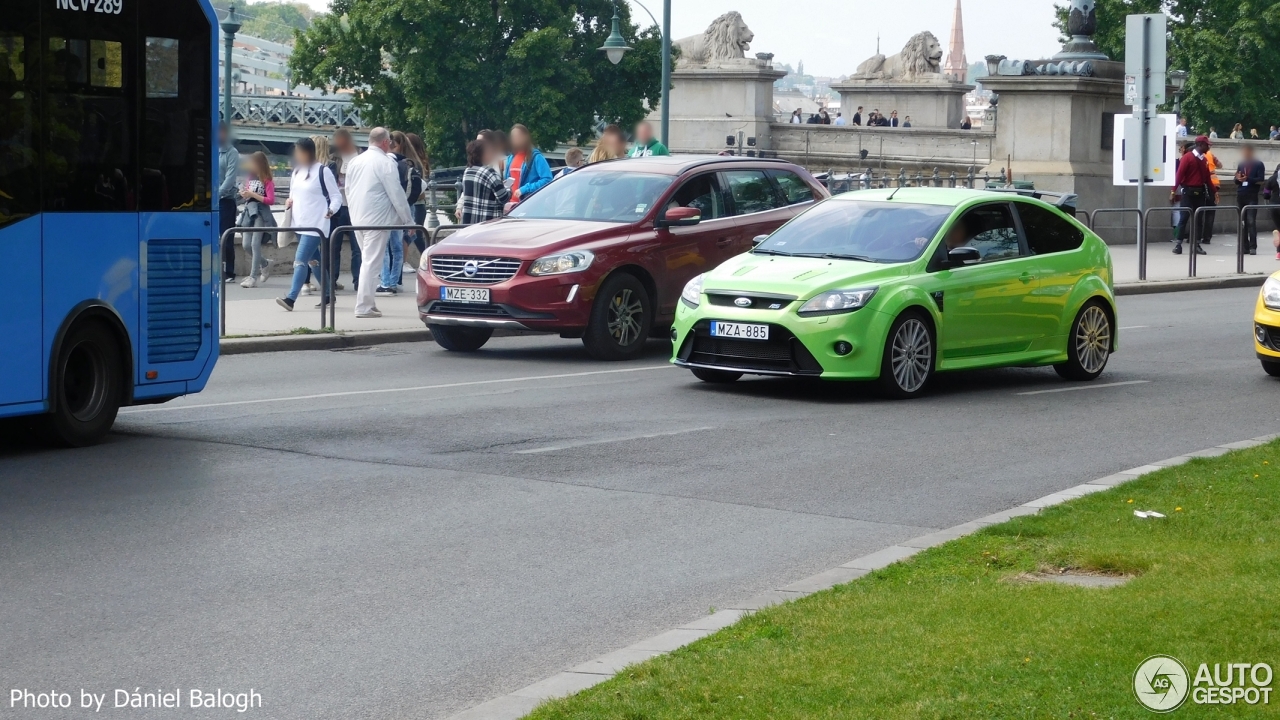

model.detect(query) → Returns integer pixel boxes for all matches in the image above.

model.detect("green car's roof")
[829,187,1037,207]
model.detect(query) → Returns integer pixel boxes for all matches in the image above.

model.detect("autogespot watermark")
[9,688,261,713]
[1134,655,1273,712]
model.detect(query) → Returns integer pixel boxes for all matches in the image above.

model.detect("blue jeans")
[380,230,404,289]
[287,234,324,302]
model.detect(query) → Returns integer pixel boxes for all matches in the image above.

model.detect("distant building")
[944,0,967,82]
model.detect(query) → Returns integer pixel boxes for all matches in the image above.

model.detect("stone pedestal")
[981,68,1169,242]
[830,80,973,129]
[658,61,786,154]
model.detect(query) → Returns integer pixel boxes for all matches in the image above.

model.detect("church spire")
[944,0,967,81]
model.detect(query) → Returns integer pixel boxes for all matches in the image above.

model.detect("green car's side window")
[1016,202,1085,255]
[946,203,1024,263]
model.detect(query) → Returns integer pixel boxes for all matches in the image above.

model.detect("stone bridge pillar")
[659,61,786,155]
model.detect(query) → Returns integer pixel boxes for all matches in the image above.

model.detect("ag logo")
[1135,655,1191,712]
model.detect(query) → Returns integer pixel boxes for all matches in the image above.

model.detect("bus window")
[140,0,212,212]
[41,1,136,213]
[0,8,38,230]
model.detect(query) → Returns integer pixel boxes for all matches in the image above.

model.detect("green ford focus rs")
[671,188,1117,398]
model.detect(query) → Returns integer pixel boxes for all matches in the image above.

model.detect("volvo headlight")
[681,274,704,308]
[528,250,594,276]
[798,287,879,316]
[1264,276,1280,311]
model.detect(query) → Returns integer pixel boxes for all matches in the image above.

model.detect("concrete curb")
[1114,273,1266,296]
[446,433,1280,720]
[218,328,534,356]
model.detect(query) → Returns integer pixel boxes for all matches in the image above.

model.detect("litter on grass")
[1134,510,1166,519]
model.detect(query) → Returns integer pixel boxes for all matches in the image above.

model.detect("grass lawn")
[528,443,1280,719]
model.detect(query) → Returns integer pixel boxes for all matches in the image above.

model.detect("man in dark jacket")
[1236,144,1266,254]
[852,106,863,126]
[1173,136,1214,255]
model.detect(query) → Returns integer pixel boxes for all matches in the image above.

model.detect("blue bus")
[1,0,220,445]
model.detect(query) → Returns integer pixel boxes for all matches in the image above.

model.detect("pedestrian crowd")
[1171,135,1280,259]
[790,106,918,128]
[216,119,668,319]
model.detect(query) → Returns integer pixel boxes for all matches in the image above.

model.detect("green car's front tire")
[691,367,742,384]
[877,311,935,399]
[1054,300,1112,381]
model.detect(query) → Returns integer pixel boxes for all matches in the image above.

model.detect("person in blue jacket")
[505,124,553,202]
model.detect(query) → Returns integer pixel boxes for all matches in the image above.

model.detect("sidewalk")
[222,263,424,337]
[1110,233,1277,283]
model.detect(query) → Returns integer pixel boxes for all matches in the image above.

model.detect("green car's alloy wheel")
[1055,301,1112,381]
[584,273,651,360]
[879,312,935,398]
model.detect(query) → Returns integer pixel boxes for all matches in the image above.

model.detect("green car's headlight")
[681,274,704,308]
[528,250,594,276]
[1264,277,1280,311]
[798,287,879,316]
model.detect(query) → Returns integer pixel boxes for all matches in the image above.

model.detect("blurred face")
[219,126,228,146]
[293,146,310,166]
[334,135,355,156]
[511,128,531,153]
[1243,146,1255,161]
[609,132,626,155]
[635,123,653,144]
[1196,140,1209,153]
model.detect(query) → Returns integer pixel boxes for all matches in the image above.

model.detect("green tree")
[290,0,666,166]
[212,1,317,45]
[1054,1,1280,133]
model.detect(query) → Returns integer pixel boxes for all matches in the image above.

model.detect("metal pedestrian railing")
[1089,208,1146,278]
[219,222,470,338]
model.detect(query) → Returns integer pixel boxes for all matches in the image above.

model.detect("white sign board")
[1114,113,1177,187]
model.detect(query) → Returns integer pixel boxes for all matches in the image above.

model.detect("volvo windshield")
[508,171,674,223]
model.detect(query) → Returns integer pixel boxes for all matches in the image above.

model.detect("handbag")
[277,205,297,248]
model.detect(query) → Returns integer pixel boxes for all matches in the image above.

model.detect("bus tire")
[42,321,123,447]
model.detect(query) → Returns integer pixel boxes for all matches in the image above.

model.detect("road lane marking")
[120,365,673,414]
[1120,325,1148,330]
[1016,380,1150,396]
[514,426,716,454]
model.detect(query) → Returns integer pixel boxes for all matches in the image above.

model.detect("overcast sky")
[291,0,1064,78]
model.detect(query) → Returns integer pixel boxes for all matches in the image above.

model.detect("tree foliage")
[1054,1,1280,133]
[290,0,666,166]
[212,1,316,45]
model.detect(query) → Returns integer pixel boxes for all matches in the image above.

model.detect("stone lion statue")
[854,31,945,81]
[674,11,754,66]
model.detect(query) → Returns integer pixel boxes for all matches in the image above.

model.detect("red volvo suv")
[418,156,828,359]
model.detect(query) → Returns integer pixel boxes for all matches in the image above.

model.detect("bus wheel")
[43,322,123,447]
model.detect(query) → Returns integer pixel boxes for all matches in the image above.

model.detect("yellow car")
[1255,272,1280,376]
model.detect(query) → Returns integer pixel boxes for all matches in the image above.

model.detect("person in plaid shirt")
[459,139,511,225]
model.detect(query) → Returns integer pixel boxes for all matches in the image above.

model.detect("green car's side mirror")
[947,246,981,267]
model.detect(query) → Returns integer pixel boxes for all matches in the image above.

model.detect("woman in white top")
[276,137,341,311]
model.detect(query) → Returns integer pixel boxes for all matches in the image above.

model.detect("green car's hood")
[703,252,911,297]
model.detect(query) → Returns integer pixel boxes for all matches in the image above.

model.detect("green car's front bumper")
[671,299,895,379]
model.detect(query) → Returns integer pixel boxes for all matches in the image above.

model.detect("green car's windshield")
[755,200,954,263]
[508,171,674,223]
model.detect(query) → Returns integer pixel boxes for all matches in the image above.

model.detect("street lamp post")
[598,0,672,148]
[220,5,242,138]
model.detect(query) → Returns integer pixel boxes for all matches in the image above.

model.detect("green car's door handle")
[1020,272,1036,284]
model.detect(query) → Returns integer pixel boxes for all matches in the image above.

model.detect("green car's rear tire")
[1054,300,1112,381]
[691,367,742,384]
[877,311,935,399]
[429,325,493,352]
[1262,360,1280,377]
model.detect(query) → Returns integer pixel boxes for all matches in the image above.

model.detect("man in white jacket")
[345,127,414,318]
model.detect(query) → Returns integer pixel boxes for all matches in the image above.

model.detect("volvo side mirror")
[656,206,702,228]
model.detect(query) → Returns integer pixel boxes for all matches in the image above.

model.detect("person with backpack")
[275,138,341,311]
[329,128,363,292]
[376,131,424,296]
[406,132,432,254]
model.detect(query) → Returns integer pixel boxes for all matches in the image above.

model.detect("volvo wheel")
[43,321,123,447]
[878,311,934,399]
[429,325,493,352]
[1054,301,1112,381]
[583,274,651,361]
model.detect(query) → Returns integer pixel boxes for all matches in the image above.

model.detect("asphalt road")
[2,287,1277,719]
